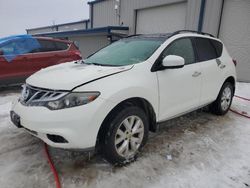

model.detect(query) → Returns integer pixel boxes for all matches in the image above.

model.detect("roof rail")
[170,30,215,37]
[125,34,142,38]
[126,34,142,38]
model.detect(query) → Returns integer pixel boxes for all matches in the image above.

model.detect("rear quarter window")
[210,39,223,58]
[31,40,69,53]
[37,39,57,52]
[195,37,222,62]
[54,41,69,51]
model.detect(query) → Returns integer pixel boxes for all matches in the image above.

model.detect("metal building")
[27,20,91,34]
[27,0,250,82]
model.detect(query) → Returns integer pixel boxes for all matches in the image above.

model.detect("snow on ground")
[0,83,249,188]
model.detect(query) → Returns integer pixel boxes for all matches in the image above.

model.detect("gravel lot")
[0,83,249,188]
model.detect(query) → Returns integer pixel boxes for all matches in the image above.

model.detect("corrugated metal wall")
[92,0,202,34]
[121,0,188,34]
[219,0,250,82]
[27,21,89,35]
[92,0,118,28]
[185,0,202,31]
[27,27,54,35]
[69,35,109,58]
[86,21,91,29]
[202,0,223,36]
[136,2,187,34]
[58,22,86,32]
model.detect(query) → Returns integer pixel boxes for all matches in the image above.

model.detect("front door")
[156,38,202,121]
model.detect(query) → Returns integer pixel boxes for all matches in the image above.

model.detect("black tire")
[102,105,149,165]
[210,82,234,115]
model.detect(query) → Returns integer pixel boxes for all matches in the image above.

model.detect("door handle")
[192,71,201,77]
[217,59,226,69]
[216,59,222,66]
[220,64,226,69]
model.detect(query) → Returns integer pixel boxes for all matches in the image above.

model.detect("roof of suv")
[127,30,215,40]
[127,33,171,40]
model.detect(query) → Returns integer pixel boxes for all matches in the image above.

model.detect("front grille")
[20,84,68,105]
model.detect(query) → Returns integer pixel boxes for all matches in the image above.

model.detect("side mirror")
[0,50,3,56]
[162,55,185,69]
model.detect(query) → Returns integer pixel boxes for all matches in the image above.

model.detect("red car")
[0,36,81,86]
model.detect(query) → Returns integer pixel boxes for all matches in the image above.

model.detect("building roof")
[87,0,106,5]
[33,26,129,38]
[27,19,90,31]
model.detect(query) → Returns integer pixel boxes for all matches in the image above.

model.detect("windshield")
[84,38,164,66]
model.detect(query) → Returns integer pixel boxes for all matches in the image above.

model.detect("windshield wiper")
[89,62,104,66]
[77,60,101,66]
[74,59,86,64]
[86,62,121,67]
[77,60,122,67]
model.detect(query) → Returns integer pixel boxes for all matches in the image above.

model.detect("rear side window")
[195,38,222,62]
[0,38,39,55]
[37,39,57,52]
[161,38,195,65]
[31,40,69,53]
[54,41,69,51]
[0,41,16,55]
[210,39,223,57]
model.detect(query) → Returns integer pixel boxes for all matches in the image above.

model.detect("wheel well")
[224,76,236,93]
[96,97,157,149]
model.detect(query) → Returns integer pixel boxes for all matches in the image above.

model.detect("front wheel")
[210,82,234,115]
[102,106,149,165]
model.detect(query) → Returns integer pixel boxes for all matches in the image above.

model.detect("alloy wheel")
[114,115,144,158]
[221,86,232,111]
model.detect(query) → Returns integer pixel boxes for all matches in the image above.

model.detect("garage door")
[219,0,250,82]
[136,2,187,34]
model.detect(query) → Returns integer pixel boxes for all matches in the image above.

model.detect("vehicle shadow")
[0,106,234,187]
[45,107,233,186]
[0,85,21,94]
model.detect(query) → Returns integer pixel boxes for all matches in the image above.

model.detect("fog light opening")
[47,134,68,143]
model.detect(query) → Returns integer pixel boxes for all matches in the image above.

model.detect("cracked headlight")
[46,92,100,110]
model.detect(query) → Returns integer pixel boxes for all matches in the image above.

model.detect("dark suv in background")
[0,36,81,86]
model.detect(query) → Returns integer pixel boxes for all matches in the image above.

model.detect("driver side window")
[162,38,195,65]
[0,41,16,55]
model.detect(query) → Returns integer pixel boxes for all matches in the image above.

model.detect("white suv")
[11,31,236,165]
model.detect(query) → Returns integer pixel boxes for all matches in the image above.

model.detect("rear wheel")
[210,82,234,115]
[102,106,149,165]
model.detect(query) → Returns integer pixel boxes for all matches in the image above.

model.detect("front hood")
[26,61,133,90]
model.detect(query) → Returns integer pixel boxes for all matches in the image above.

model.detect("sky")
[0,0,90,38]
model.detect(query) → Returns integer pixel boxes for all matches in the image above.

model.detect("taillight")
[73,50,82,58]
[232,59,237,66]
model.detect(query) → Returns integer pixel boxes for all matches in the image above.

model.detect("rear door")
[29,39,72,71]
[157,37,202,121]
[194,37,224,105]
[29,39,59,70]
